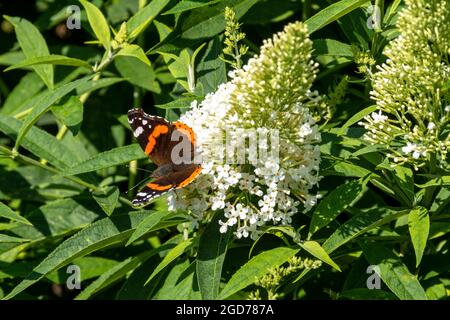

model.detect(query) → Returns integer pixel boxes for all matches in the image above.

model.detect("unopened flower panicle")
[359,0,450,170]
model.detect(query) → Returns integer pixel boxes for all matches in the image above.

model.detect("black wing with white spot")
[127,108,175,166]
[127,108,169,153]
[131,181,175,207]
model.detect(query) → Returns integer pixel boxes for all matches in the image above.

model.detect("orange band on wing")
[144,124,170,155]
[173,122,196,144]
[147,183,173,191]
[177,167,202,188]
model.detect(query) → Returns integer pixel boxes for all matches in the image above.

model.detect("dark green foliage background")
[0,0,448,300]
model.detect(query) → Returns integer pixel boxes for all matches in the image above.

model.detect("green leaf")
[393,166,415,204]
[114,55,160,93]
[309,178,367,236]
[163,0,221,15]
[360,243,428,300]
[126,211,168,246]
[3,211,149,299]
[313,39,354,57]
[75,252,153,300]
[408,207,429,267]
[0,51,26,66]
[429,222,450,240]
[126,0,171,42]
[0,234,30,243]
[196,36,227,94]
[92,186,120,216]
[4,54,92,71]
[155,97,197,109]
[158,50,191,91]
[328,161,373,178]
[322,207,409,254]
[337,105,377,135]
[11,197,101,241]
[0,73,44,116]
[0,202,31,225]
[115,242,178,299]
[340,288,398,300]
[145,239,193,285]
[299,241,341,271]
[51,96,84,136]
[14,76,92,151]
[306,0,370,34]
[218,247,299,299]
[154,260,201,299]
[116,44,151,66]
[4,16,53,89]
[0,115,81,169]
[197,216,230,299]
[79,0,111,51]
[63,144,147,176]
[46,257,118,284]
[77,77,125,96]
[149,0,259,54]
[416,176,450,188]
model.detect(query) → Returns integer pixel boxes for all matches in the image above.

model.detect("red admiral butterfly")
[128,108,202,207]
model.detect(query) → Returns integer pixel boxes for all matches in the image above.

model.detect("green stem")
[0,75,10,98]
[301,0,311,21]
[371,0,385,57]
[423,154,437,209]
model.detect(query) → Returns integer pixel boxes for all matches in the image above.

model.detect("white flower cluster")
[359,0,450,169]
[168,22,322,239]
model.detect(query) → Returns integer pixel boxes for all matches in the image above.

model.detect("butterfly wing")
[128,109,202,207]
[131,164,202,206]
[127,108,172,166]
[166,121,198,166]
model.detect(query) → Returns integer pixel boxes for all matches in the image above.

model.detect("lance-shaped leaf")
[219,247,299,299]
[145,239,193,285]
[126,0,171,42]
[306,0,371,34]
[322,207,408,254]
[0,202,31,226]
[309,177,367,237]
[4,54,92,71]
[299,241,341,271]
[197,215,230,299]
[92,186,120,216]
[360,242,428,300]
[4,16,53,89]
[79,0,111,51]
[62,144,147,176]
[408,207,429,267]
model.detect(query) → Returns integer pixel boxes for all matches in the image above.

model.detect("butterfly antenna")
[125,175,151,195]
[125,164,154,174]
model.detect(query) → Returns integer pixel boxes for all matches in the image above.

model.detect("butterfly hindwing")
[132,181,174,207]
[132,164,202,206]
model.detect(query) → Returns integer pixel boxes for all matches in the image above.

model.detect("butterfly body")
[127,108,201,207]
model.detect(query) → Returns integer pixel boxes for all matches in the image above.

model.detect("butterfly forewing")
[127,108,172,166]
